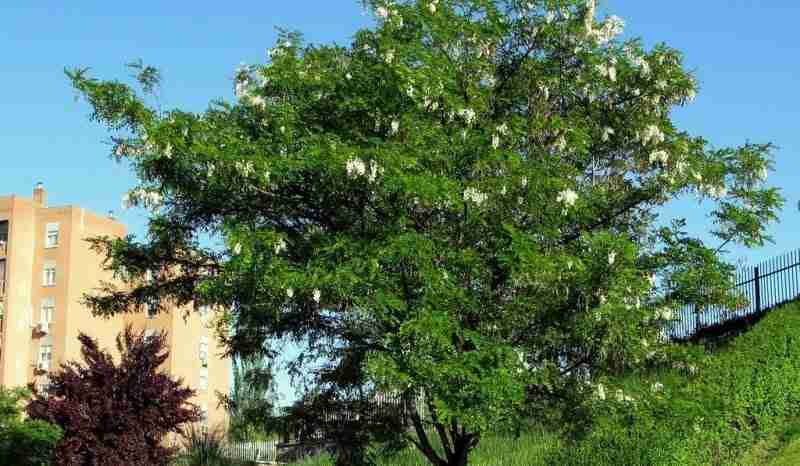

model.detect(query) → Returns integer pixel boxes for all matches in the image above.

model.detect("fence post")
[754,266,761,314]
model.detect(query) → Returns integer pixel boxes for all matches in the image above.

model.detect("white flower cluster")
[235,160,255,177]
[595,61,617,82]
[428,0,438,13]
[608,251,617,266]
[463,187,488,206]
[594,383,606,401]
[651,382,664,393]
[458,108,477,125]
[640,124,665,146]
[654,307,674,321]
[492,123,509,149]
[274,238,287,255]
[587,13,626,46]
[615,389,635,403]
[704,184,728,199]
[312,288,321,303]
[557,188,579,208]
[390,119,400,135]
[601,127,615,142]
[121,187,163,211]
[627,53,651,77]
[346,157,384,182]
[649,150,669,165]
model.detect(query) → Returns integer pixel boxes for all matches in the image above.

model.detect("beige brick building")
[0,184,230,427]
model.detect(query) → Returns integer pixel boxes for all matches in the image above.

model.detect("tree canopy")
[68,1,782,465]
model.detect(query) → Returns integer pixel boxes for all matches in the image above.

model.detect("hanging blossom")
[587,14,626,45]
[312,289,321,303]
[121,187,163,211]
[376,6,390,18]
[390,119,400,135]
[557,189,578,208]
[615,389,635,403]
[492,134,501,150]
[235,160,255,177]
[346,158,367,178]
[649,150,670,165]
[705,184,728,199]
[651,382,664,393]
[601,127,615,142]
[346,158,383,182]
[274,238,287,255]
[608,251,617,266]
[232,243,242,255]
[463,187,488,206]
[594,383,607,401]
[428,0,438,13]
[596,62,617,82]
[384,48,396,64]
[458,108,477,125]
[641,125,665,146]
[286,288,294,299]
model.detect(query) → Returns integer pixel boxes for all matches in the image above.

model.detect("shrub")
[0,387,61,466]
[27,326,200,466]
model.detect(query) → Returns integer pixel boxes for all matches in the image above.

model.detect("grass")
[290,300,800,465]
[289,430,563,465]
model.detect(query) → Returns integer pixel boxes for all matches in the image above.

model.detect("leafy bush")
[0,387,61,466]
[27,326,200,465]
[558,300,800,465]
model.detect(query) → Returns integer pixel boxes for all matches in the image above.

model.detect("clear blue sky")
[2,1,798,405]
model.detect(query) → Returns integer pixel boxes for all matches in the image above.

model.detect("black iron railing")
[667,249,800,340]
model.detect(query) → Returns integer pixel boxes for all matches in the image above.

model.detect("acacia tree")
[26,327,199,466]
[68,1,782,465]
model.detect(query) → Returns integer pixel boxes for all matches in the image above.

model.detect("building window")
[144,329,157,343]
[199,367,209,392]
[38,345,53,371]
[199,337,209,368]
[45,223,60,248]
[43,262,56,287]
[146,298,158,319]
[40,298,55,333]
[198,305,210,322]
[38,376,51,397]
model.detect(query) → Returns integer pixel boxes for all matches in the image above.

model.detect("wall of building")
[0,188,230,429]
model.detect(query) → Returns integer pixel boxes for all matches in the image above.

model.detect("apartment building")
[0,184,230,427]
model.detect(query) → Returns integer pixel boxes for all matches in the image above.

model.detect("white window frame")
[43,262,56,287]
[198,305,210,321]
[38,345,53,371]
[199,338,209,368]
[199,367,209,392]
[40,297,55,331]
[44,223,60,248]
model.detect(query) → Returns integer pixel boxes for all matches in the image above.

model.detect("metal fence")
[666,249,800,340]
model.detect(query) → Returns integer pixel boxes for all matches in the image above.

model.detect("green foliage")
[66,0,783,464]
[0,387,62,466]
[558,300,800,465]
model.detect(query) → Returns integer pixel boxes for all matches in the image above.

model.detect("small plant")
[179,423,228,466]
